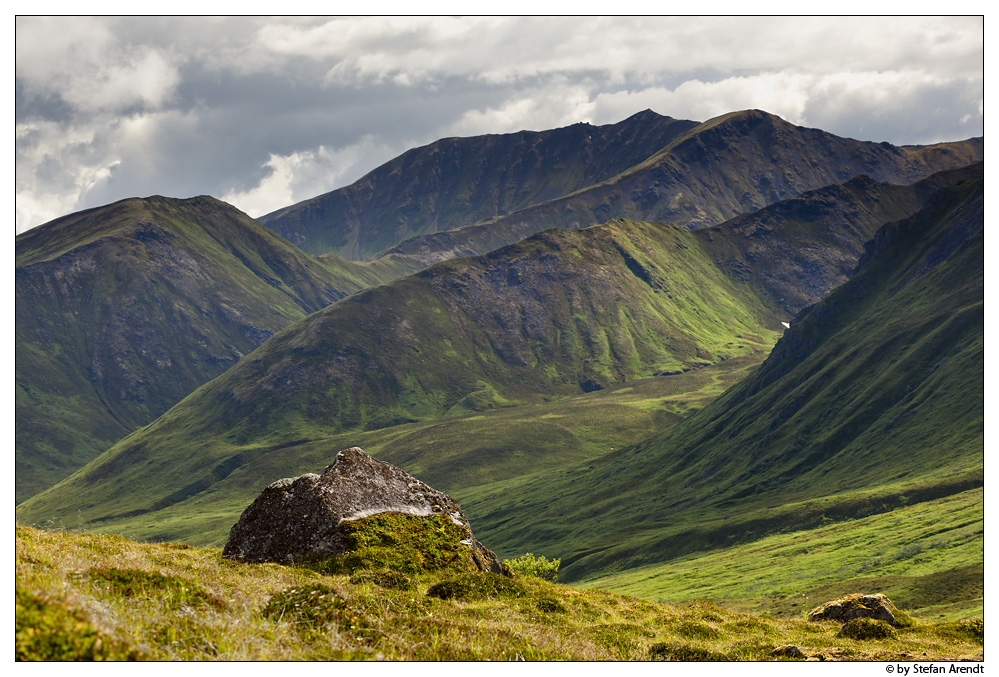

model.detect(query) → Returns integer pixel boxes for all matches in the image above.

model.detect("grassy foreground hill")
[15,195,411,502]
[15,526,984,661]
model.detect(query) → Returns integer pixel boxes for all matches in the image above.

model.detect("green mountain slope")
[16,164,981,544]
[16,217,783,530]
[15,195,407,502]
[260,110,699,259]
[380,111,983,268]
[458,175,983,589]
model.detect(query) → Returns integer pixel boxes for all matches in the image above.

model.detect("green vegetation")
[16,526,983,661]
[503,553,561,582]
[309,513,484,577]
[578,488,983,622]
[17,354,763,546]
[455,177,983,603]
[17,217,784,536]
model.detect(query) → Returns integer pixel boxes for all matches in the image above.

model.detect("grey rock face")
[222,447,506,574]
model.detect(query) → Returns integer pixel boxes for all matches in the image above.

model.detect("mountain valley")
[15,110,984,628]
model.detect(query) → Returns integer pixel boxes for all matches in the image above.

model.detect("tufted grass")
[16,525,983,661]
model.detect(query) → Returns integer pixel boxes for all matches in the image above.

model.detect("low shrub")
[349,568,414,591]
[310,513,477,576]
[503,553,561,582]
[15,589,141,661]
[933,617,984,642]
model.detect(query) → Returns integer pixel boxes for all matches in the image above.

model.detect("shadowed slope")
[15,195,405,501]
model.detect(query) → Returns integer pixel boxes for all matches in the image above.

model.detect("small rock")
[771,645,807,659]
[807,593,899,626]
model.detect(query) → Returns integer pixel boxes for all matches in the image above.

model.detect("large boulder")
[222,447,508,575]
[806,593,900,626]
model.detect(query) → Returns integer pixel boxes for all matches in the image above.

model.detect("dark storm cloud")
[15,15,984,233]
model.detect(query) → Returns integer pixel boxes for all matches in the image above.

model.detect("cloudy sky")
[15,15,984,234]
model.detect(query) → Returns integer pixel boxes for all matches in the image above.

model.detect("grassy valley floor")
[579,488,983,623]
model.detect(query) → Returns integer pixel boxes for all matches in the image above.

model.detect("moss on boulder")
[222,447,509,576]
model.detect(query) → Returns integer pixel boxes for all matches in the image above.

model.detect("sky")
[14,15,985,234]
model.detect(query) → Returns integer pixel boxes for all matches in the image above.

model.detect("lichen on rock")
[222,447,509,576]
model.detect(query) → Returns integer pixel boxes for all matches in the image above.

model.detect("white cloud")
[589,73,814,129]
[447,83,595,137]
[221,137,400,218]
[14,16,984,233]
[16,17,181,115]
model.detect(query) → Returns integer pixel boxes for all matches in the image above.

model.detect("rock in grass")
[806,593,900,627]
[222,447,508,575]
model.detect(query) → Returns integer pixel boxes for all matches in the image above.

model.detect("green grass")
[578,488,983,622]
[16,526,983,661]
[455,178,983,586]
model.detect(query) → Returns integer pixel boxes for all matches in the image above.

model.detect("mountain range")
[14,110,984,618]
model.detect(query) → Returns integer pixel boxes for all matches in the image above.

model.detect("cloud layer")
[15,16,984,233]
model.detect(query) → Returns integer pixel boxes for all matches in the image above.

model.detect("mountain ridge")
[375,111,983,268]
[259,110,700,259]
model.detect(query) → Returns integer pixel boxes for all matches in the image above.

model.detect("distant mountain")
[461,172,983,583]
[18,163,980,538]
[259,110,699,260]
[262,110,982,268]
[15,195,408,502]
[380,110,984,268]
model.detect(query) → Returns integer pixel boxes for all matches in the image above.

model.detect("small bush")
[673,619,722,640]
[426,573,524,601]
[311,513,477,576]
[502,553,560,582]
[841,618,898,640]
[648,641,729,661]
[534,596,568,614]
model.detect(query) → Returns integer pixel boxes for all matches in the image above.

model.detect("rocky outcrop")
[222,447,508,575]
[806,593,900,626]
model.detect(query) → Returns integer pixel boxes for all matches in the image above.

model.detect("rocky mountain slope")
[15,195,408,501]
[265,109,982,269]
[259,110,699,259]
